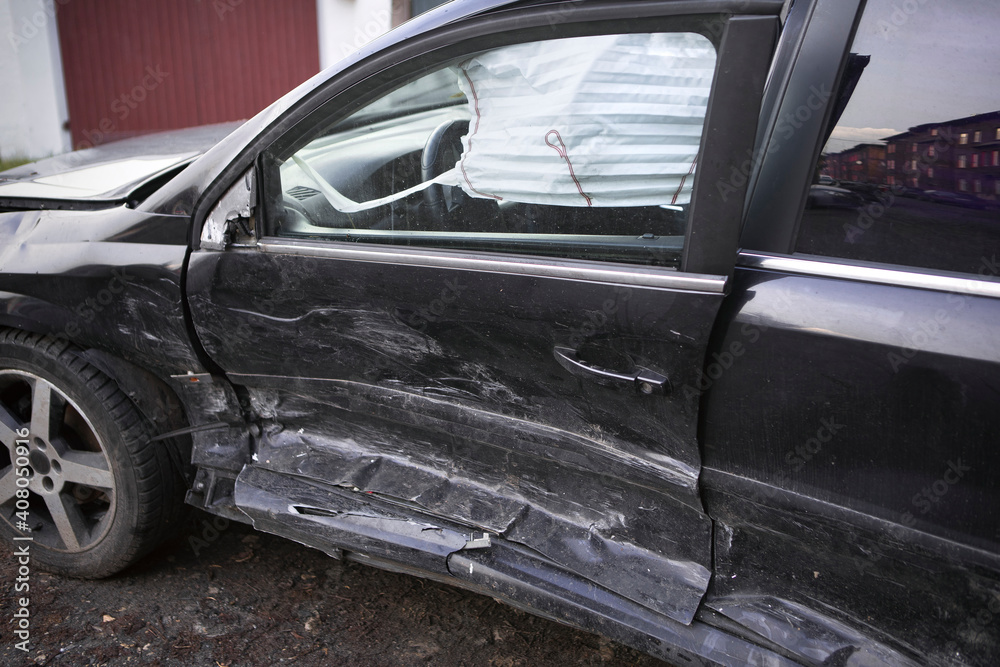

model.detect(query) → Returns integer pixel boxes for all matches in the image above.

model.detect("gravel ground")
[1,511,673,667]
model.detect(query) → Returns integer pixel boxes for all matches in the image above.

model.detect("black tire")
[0,330,187,578]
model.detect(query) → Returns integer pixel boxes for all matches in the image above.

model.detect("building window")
[993,150,999,166]
[888,159,895,170]
[927,167,934,178]
[996,180,1000,195]
[959,179,969,192]
[911,144,918,153]
[958,155,968,168]
[974,180,982,193]
[974,130,983,143]
[888,175,896,185]
[930,128,939,137]
[927,145,935,158]
[888,144,896,154]
[959,133,969,145]
[996,128,1000,140]
[972,154,980,168]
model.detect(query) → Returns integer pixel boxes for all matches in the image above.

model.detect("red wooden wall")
[57,0,320,149]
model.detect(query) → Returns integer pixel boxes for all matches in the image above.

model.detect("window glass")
[265,32,717,268]
[795,0,1000,276]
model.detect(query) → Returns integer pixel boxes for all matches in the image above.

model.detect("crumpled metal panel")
[234,465,468,573]
[704,478,1000,666]
[0,207,204,375]
[448,546,798,667]
[706,596,922,667]
[233,460,793,667]
[244,383,712,624]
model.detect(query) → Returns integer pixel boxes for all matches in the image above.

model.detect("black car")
[1,1,998,665]
[805,184,865,209]
[920,189,991,210]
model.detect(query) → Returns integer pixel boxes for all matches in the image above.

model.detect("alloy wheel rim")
[0,370,116,552]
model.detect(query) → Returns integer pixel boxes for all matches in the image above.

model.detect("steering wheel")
[421,119,469,223]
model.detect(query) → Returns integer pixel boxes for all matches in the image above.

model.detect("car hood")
[0,122,242,204]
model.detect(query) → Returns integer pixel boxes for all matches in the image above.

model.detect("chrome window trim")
[739,252,1000,299]
[259,238,727,293]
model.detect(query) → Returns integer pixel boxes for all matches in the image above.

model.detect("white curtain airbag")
[454,32,717,207]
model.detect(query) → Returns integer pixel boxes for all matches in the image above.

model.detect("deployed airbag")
[454,32,717,207]
[296,32,717,214]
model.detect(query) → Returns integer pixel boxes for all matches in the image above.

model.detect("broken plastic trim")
[201,167,257,250]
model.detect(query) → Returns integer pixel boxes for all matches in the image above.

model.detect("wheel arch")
[75,348,196,486]
[0,326,196,485]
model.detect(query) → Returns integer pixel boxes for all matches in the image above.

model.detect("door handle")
[553,346,670,395]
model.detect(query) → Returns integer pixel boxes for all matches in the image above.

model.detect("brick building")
[823,110,1000,201]
[823,143,886,184]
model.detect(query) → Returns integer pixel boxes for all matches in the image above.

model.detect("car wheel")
[0,331,187,578]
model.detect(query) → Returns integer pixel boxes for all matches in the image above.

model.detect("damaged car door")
[186,5,776,626]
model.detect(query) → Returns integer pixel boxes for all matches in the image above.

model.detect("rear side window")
[264,32,718,268]
[795,0,1000,277]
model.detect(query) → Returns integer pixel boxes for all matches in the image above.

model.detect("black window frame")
[741,0,866,254]
[252,4,777,276]
[745,0,1000,279]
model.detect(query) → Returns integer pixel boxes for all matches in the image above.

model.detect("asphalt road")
[1,511,673,667]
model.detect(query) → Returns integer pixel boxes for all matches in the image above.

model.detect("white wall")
[316,0,393,71]
[0,0,70,160]
[0,0,395,161]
